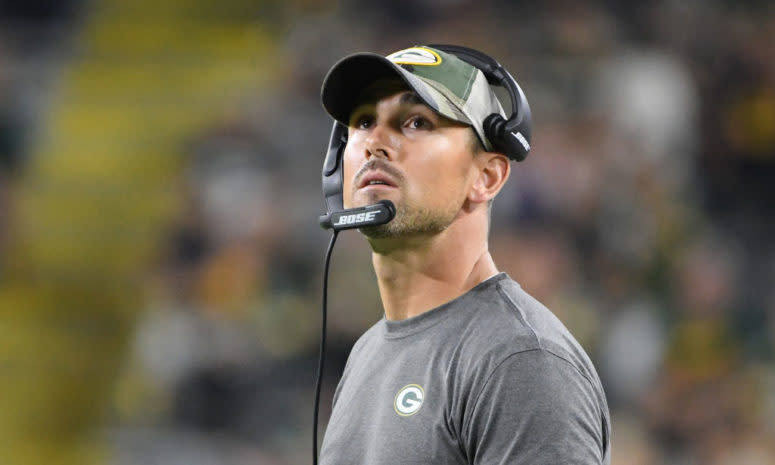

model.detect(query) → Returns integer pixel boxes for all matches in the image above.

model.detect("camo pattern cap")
[321,46,505,151]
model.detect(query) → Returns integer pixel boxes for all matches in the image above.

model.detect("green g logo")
[394,384,424,416]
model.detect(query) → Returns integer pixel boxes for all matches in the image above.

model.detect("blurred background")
[0,0,773,463]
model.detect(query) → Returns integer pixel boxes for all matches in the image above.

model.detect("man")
[318,45,611,464]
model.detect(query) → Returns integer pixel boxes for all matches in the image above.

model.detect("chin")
[359,223,393,239]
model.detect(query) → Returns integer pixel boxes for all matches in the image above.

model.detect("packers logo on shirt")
[394,384,424,416]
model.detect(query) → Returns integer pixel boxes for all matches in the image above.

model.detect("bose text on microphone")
[319,200,396,231]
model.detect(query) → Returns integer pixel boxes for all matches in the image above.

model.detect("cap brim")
[321,53,409,125]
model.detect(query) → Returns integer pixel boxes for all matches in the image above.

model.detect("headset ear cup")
[429,44,531,162]
[484,113,529,161]
[483,113,507,154]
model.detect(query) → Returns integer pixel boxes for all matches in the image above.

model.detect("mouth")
[358,171,397,190]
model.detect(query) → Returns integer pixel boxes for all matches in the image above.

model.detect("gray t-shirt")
[320,273,611,464]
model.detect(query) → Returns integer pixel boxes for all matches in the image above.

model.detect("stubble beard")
[358,199,458,239]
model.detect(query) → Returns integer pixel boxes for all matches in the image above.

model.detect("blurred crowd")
[1,1,774,464]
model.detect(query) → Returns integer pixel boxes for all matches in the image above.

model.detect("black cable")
[313,230,338,465]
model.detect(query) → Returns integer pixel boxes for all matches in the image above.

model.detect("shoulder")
[347,318,384,358]
[448,274,608,416]
[453,275,611,460]
[457,275,589,369]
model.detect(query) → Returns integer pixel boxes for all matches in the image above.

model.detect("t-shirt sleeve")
[461,349,607,464]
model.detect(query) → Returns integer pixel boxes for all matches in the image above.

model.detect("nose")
[364,123,393,161]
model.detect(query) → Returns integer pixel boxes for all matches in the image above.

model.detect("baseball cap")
[321,45,506,151]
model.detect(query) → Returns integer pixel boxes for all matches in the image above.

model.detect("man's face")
[342,80,479,239]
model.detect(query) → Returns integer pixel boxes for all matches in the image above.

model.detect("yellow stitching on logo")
[393,384,425,416]
[388,47,442,66]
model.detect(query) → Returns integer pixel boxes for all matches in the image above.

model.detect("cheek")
[412,140,471,199]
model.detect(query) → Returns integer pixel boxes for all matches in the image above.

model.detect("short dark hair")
[469,128,486,155]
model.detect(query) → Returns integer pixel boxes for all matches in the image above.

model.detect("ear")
[468,152,510,204]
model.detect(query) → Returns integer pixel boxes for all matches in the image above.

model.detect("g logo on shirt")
[394,384,424,416]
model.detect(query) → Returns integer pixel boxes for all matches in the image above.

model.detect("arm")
[462,349,608,464]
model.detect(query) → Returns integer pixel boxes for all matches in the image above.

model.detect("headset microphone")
[319,200,396,231]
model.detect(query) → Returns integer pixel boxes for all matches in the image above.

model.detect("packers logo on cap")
[387,47,442,66]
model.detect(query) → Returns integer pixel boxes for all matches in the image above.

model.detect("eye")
[352,114,375,129]
[406,115,432,130]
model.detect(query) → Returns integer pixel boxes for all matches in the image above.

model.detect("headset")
[313,44,532,464]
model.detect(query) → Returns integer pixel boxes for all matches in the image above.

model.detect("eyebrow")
[399,91,426,107]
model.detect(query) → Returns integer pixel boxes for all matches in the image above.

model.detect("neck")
[368,210,498,321]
